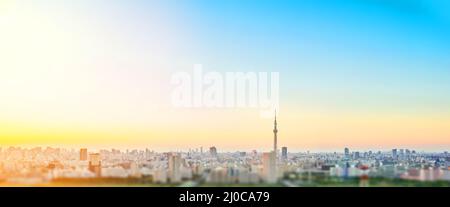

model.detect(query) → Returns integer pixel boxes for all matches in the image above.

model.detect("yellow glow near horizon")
[1,105,450,151]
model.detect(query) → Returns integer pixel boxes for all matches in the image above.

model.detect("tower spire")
[275,110,277,124]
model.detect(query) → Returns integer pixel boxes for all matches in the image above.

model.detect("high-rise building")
[344,147,350,159]
[209,146,217,157]
[354,151,360,159]
[281,147,288,160]
[80,148,88,161]
[399,149,405,159]
[88,153,101,177]
[168,153,182,183]
[262,152,277,183]
[392,149,398,159]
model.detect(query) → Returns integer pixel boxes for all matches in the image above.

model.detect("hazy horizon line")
[1,144,447,154]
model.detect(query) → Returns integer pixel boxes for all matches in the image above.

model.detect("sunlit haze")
[1,0,450,152]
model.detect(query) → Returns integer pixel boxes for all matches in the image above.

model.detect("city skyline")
[1,111,448,152]
[0,109,447,153]
[0,144,448,187]
[0,115,447,187]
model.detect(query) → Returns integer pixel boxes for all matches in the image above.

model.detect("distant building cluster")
[0,115,448,186]
[0,145,281,185]
[327,148,450,182]
[0,146,448,186]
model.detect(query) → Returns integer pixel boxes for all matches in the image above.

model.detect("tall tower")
[273,111,278,157]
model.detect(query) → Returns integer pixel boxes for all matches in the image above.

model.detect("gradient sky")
[0,0,449,152]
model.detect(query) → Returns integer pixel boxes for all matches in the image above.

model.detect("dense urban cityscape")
[0,116,449,187]
[0,145,449,187]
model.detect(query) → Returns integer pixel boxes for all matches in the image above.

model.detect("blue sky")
[168,0,450,113]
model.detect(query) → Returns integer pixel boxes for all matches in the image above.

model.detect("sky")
[0,0,449,152]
